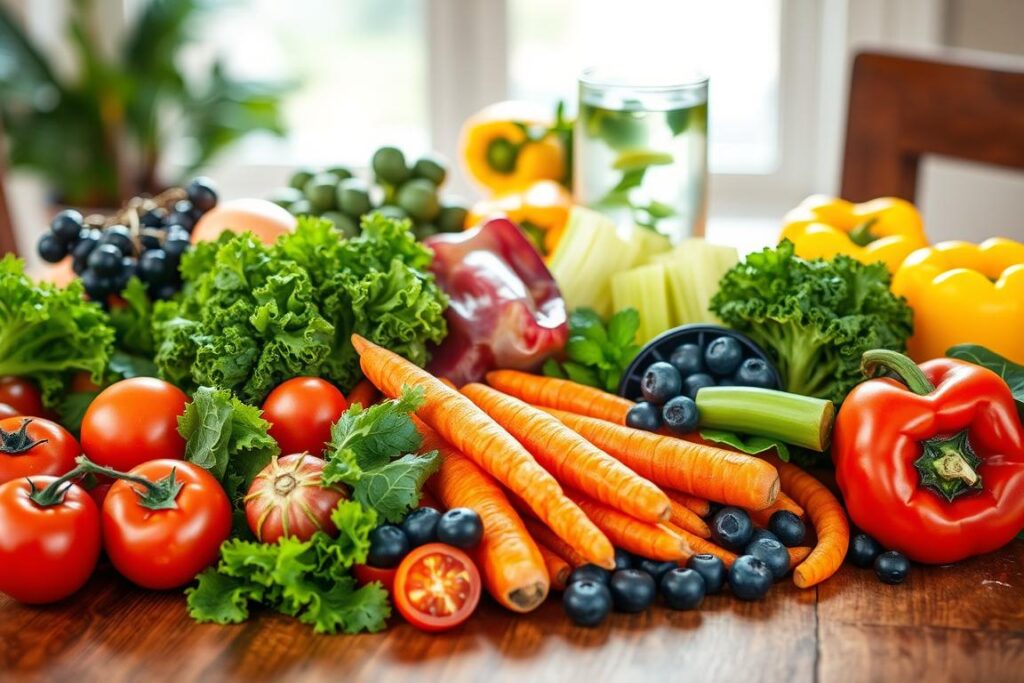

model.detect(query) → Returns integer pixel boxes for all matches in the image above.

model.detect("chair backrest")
[0,117,16,256]
[841,49,1024,202]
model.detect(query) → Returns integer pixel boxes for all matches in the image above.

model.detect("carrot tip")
[351,334,369,353]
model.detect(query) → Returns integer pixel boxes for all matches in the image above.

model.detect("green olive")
[321,210,359,238]
[326,165,354,181]
[269,187,304,209]
[372,146,410,185]
[304,173,340,212]
[373,205,409,221]
[288,199,314,216]
[436,203,469,232]
[411,155,447,186]
[336,178,372,218]
[397,179,440,222]
[414,223,439,241]
[288,167,316,190]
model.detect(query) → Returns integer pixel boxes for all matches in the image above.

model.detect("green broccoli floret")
[709,240,912,404]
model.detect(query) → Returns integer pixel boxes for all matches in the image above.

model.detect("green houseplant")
[0,0,287,207]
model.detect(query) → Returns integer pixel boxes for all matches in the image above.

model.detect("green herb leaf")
[353,451,441,523]
[544,307,640,393]
[700,429,791,462]
[562,361,601,387]
[326,387,424,472]
[184,569,258,624]
[946,344,1024,419]
[566,338,605,366]
[56,390,99,436]
[607,308,640,348]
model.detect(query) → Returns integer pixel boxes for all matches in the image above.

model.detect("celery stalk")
[611,263,671,343]
[695,386,835,451]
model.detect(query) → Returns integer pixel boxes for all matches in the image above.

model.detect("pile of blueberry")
[626,334,778,434]
[36,178,218,303]
[562,507,808,627]
[365,507,484,568]
[848,532,910,585]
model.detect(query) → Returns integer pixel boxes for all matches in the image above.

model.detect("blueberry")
[568,564,611,586]
[874,551,910,585]
[711,507,754,551]
[99,225,135,256]
[138,249,172,284]
[734,358,776,389]
[849,533,883,568]
[686,553,726,594]
[769,510,806,547]
[609,569,656,613]
[640,362,682,405]
[367,525,410,568]
[669,343,705,376]
[400,506,441,548]
[436,507,484,549]
[626,401,661,431]
[729,555,773,600]
[660,568,705,610]
[744,537,789,580]
[140,207,167,228]
[563,580,613,627]
[50,209,84,244]
[637,559,677,584]
[185,177,219,213]
[88,244,123,277]
[749,528,779,545]
[704,336,743,376]
[613,547,635,571]
[682,372,716,399]
[37,233,67,263]
[661,395,699,434]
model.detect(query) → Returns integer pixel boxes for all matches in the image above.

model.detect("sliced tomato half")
[352,563,398,594]
[393,543,481,632]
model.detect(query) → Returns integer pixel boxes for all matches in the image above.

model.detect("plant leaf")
[699,429,791,462]
[947,344,1024,419]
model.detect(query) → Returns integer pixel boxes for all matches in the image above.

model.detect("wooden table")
[2,541,1022,683]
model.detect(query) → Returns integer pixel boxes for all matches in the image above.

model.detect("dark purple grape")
[99,225,135,256]
[87,244,123,277]
[80,269,114,301]
[37,233,67,263]
[151,283,179,301]
[50,209,84,244]
[168,200,197,230]
[139,232,162,251]
[115,257,137,290]
[185,177,218,213]
[163,230,191,258]
[70,230,101,274]
[138,249,171,284]
[140,208,167,228]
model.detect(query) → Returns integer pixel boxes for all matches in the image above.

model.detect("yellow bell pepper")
[466,180,572,255]
[780,195,929,273]
[459,101,569,195]
[891,237,1024,363]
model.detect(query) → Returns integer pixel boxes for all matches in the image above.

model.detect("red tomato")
[352,563,397,593]
[244,453,347,543]
[84,476,114,509]
[81,377,188,470]
[102,459,231,590]
[0,477,101,603]
[262,378,348,456]
[0,417,81,486]
[70,371,102,394]
[392,543,482,632]
[0,377,44,418]
[0,403,17,420]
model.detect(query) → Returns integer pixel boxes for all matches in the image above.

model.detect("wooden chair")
[841,49,1024,202]
[0,116,17,256]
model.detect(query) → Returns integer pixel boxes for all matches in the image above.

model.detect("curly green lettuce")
[709,240,913,404]
[0,255,114,407]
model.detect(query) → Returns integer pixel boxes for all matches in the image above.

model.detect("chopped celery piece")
[611,263,672,343]
[656,239,738,324]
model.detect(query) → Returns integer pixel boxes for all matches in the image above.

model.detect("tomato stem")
[0,418,48,455]
[28,456,183,510]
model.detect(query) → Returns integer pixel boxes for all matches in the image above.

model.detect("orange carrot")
[535,542,571,591]
[485,370,634,424]
[763,454,850,588]
[522,517,588,567]
[664,521,737,568]
[346,378,379,409]
[351,334,614,569]
[544,408,780,510]
[665,490,710,518]
[667,497,711,538]
[564,490,689,562]
[788,546,813,567]
[462,383,670,523]
[417,417,549,611]
[749,491,805,528]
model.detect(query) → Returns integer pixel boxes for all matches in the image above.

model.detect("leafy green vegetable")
[108,277,155,357]
[699,429,791,463]
[946,344,1024,419]
[177,386,279,528]
[323,387,440,523]
[153,215,447,403]
[0,255,114,408]
[709,240,913,405]
[187,500,390,634]
[544,308,641,393]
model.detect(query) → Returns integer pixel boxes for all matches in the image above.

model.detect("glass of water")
[575,66,709,241]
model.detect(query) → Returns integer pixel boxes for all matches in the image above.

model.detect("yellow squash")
[891,237,1024,363]
[780,195,928,273]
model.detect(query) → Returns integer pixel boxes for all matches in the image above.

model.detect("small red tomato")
[0,403,18,420]
[262,378,348,456]
[393,543,482,632]
[82,377,188,470]
[245,453,347,543]
[102,460,231,590]
[0,476,101,604]
[0,417,81,486]
[0,377,44,418]
[352,563,397,593]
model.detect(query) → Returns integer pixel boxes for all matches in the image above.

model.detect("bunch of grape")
[269,147,468,241]
[37,177,218,304]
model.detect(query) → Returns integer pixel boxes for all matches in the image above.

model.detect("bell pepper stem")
[933,452,979,486]
[486,137,520,174]
[861,349,936,396]
[914,431,983,502]
[848,218,879,247]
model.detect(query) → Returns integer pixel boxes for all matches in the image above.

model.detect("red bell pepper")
[833,349,1024,564]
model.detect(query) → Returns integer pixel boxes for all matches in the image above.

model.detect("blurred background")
[2,0,1022,270]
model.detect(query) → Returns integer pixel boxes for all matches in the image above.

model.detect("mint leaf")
[562,361,600,387]
[700,429,791,462]
[607,308,640,348]
[566,338,605,366]
[353,451,441,523]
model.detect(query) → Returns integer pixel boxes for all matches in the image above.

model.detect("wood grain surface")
[2,541,1021,683]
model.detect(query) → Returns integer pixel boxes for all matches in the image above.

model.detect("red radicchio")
[424,218,568,386]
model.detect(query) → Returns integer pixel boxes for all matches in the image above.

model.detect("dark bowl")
[617,324,781,399]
